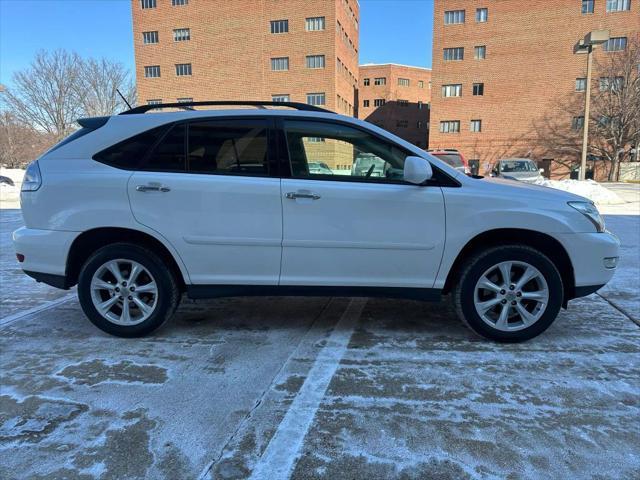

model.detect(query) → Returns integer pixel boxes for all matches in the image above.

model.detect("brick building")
[358,63,432,148]
[429,0,639,177]
[132,0,359,115]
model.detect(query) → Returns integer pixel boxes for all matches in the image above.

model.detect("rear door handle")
[136,184,171,193]
[285,192,321,200]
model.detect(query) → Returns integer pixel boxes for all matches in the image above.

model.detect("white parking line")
[249,297,366,480]
[0,293,76,328]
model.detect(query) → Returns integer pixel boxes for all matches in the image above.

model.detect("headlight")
[22,161,42,192]
[568,201,605,232]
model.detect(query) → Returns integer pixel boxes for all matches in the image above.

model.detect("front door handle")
[136,184,171,193]
[285,192,321,200]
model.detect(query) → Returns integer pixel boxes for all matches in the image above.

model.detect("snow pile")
[0,168,25,209]
[539,179,626,205]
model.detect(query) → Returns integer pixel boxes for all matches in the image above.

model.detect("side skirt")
[186,285,442,302]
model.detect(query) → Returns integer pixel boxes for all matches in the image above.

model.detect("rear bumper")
[13,227,78,288]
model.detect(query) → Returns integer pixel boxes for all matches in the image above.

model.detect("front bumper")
[555,230,620,298]
[13,227,78,288]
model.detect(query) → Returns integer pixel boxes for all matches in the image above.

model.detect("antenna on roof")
[116,89,132,110]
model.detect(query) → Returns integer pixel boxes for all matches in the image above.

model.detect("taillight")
[22,160,42,192]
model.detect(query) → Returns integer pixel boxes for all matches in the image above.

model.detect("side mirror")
[404,156,433,184]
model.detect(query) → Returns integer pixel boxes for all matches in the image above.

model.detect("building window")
[141,0,156,9]
[603,37,627,51]
[306,93,326,105]
[470,119,482,132]
[270,19,289,34]
[473,82,484,96]
[272,94,290,102]
[374,77,386,85]
[440,120,460,133]
[374,98,386,107]
[398,78,410,87]
[142,31,158,44]
[398,99,409,107]
[174,28,191,42]
[600,76,624,91]
[443,47,464,61]
[147,99,162,105]
[582,0,595,13]
[476,8,488,22]
[396,120,408,128]
[418,101,424,109]
[271,57,289,71]
[363,99,370,107]
[575,78,587,91]
[418,80,424,88]
[444,10,465,24]
[363,78,370,86]
[172,0,188,5]
[417,121,423,129]
[144,65,160,78]
[306,17,325,31]
[175,63,192,76]
[306,55,326,69]
[572,116,585,130]
[474,45,486,59]
[606,0,631,11]
[442,84,462,97]
[177,97,193,103]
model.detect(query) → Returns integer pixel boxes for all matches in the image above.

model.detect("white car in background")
[492,158,545,183]
[14,101,619,342]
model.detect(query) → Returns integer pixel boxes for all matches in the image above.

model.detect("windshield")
[500,160,537,173]
[432,153,463,168]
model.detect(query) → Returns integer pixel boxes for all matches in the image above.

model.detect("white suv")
[14,101,619,342]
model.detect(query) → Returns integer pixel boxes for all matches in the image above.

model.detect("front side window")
[284,120,409,182]
[270,19,289,34]
[144,124,186,172]
[174,28,191,42]
[188,120,269,176]
[475,45,486,59]
[306,17,325,31]
[444,10,465,24]
[306,55,325,69]
[476,8,488,22]
[606,0,630,11]
[603,37,627,51]
[143,31,159,44]
[144,65,160,78]
[306,93,326,105]
[175,63,192,76]
[582,0,595,13]
[444,47,464,61]
[271,57,289,71]
[442,84,462,97]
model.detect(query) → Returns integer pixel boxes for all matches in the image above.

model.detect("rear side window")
[93,125,167,169]
[143,124,186,172]
[187,120,269,175]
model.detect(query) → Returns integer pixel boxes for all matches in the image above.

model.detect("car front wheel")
[453,245,563,342]
[78,243,180,337]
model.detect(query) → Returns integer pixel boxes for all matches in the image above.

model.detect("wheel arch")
[66,227,187,290]
[442,229,575,305]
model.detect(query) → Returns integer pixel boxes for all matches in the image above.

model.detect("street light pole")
[579,45,593,181]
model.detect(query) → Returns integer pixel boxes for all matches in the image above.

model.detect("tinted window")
[188,120,268,175]
[284,120,408,182]
[143,124,186,171]
[93,125,167,169]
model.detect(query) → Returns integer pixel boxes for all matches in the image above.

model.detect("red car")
[427,149,469,175]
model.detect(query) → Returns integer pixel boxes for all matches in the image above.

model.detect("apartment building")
[359,64,432,148]
[430,0,638,177]
[132,0,359,115]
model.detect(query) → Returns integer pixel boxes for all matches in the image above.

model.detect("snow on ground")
[540,178,626,205]
[0,168,24,210]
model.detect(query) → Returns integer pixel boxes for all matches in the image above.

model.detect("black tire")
[452,245,563,343]
[77,243,180,337]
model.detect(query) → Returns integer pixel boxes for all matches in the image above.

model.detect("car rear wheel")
[453,245,563,342]
[78,243,180,337]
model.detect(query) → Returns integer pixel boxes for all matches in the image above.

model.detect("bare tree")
[1,50,83,140]
[536,38,640,181]
[0,112,55,168]
[77,58,136,117]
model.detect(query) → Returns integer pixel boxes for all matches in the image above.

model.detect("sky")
[0,0,434,86]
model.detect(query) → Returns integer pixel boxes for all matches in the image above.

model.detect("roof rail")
[120,100,333,115]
